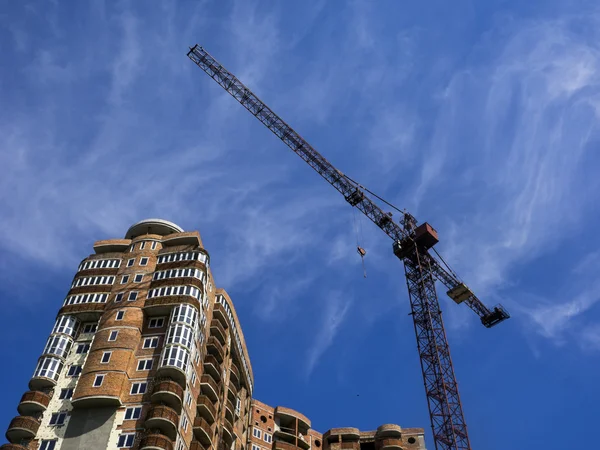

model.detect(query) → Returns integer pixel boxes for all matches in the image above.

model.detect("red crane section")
[187,45,509,450]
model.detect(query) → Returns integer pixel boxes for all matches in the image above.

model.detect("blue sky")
[1,0,600,448]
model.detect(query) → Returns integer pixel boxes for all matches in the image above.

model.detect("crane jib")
[187,44,510,450]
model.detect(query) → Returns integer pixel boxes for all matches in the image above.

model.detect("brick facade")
[2,219,426,450]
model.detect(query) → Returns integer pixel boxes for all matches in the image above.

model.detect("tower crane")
[187,45,510,450]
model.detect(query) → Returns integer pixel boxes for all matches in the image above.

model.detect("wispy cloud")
[305,291,352,378]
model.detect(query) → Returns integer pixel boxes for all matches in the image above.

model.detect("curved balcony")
[376,439,404,450]
[341,443,360,450]
[145,405,179,441]
[222,418,234,444]
[193,417,213,445]
[376,424,402,438]
[212,303,229,329]
[200,374,219,402]
[210,319,227,345]
[58,302,105,322]
[229,363,240,386]
[275,429,311,450]
[144,295,201,317]
[207,336,224,363]
[203,355,221,381]
[0,444,29,450]
[275,406,311,431]
[151,379,184,413]
[5,416,40,443]
[190,442,207,450]
[275,442,304,450]
[325,428,361,442]
[17,390,51,415]
[196,394,216,424]
[227,382,238,401]
[225,399,234,423]
[139,433,174,450]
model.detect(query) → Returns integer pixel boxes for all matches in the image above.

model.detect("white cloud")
[305,291,352,377]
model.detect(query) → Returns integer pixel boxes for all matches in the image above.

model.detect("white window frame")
[121,275,129,284]
[181,415,189,432]
[137,359,153,371]
[134,274,143,283]
[108,330,119,341]
[115,293,124,303]
[67,365,82,377]
[40,440,57,450]
[59,388,73,400]
[124,406,142,420]
[151,241,158,250]
[253,428,262,439]
[127,258,135,267]
[117,433,136,448]
[128,291,138,301]
[130,382,147,395]
[116,310,124,321]
[140,241,146,250]
[252,445,261,450]
[148,317,164,328]
[101,351,111,364]
[49,412,68,426]
[143,337,159,349]
[140,257,149,266]
[81,323,97,334]
[93,374,105,387]
[264,433,272,443]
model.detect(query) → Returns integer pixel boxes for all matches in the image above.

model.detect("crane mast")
[187,45,509,450]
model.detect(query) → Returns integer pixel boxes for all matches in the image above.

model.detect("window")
[143,337,159,349]
[151,241,158,250]
[147,285,205,309]
[264,433,272,443]
[82,323,97,334]
[161,345,190,371]
[101,352,111,363]
[253,445,261,450]
[49,412,67,426]
[127,258,135,267]
[43,335,72,358]
[67,365,82,377]
[171,304,198,327]
[140,257,149,266]
[59,388,74,400]
[191,371,196,386]
[124,406,142,420]
[130,382,147,395]
[71,275,115,287]
[134,274,143,283]
[137,359,153,371]
[40,440,57,450]
[76,343,90,354]
[117,433,135,448]
[108,330,119,341]
[139,241,146,250]
[157,251,208,265]
[253,428,262,439]
[53,315,79,337]
[235,397,241,415]
[93,374,104,387]
[128,291,138,301]
[115,293,124,303]
[148,318,164,328]
[181,415,189,432]
[186,392,192,407]
[116,310,124,320]
[166,324,194,350]
[121,275,129,284]
[63,292,108,306]
[177,443,185,450]
[34,357,63,381]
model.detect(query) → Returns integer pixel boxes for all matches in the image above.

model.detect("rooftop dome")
[125,219,184,239]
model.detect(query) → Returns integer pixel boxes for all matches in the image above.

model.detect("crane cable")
[343,173,462,282]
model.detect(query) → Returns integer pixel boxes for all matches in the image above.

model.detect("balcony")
[325,429,361,441]
[190,441,208,450]
[17,390,51,415]
[200,374,219,402]
[222,418,235,444]
[225,399,234,423]
[376,425,402,439]
[144,295,201,317]
[58,302,105,321]
[151,379,184,413]
[196,394,217,424]
[229,363,240,386]
[212,303,229,329]
[275,442,304,450]
[5,416,40,443]
[376,439,403,450]
[0,445,29,450]
[139,433,174,450]
[210,319,227,345]
[275,429,310,450]
[145,405,179,441]
[207,336,224,363]
[203,355,221,382]
[227,382,238,401]
[193,417,213,445]
[275,407,311,431]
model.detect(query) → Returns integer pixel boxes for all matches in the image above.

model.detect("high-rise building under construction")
[1,219,426,450]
